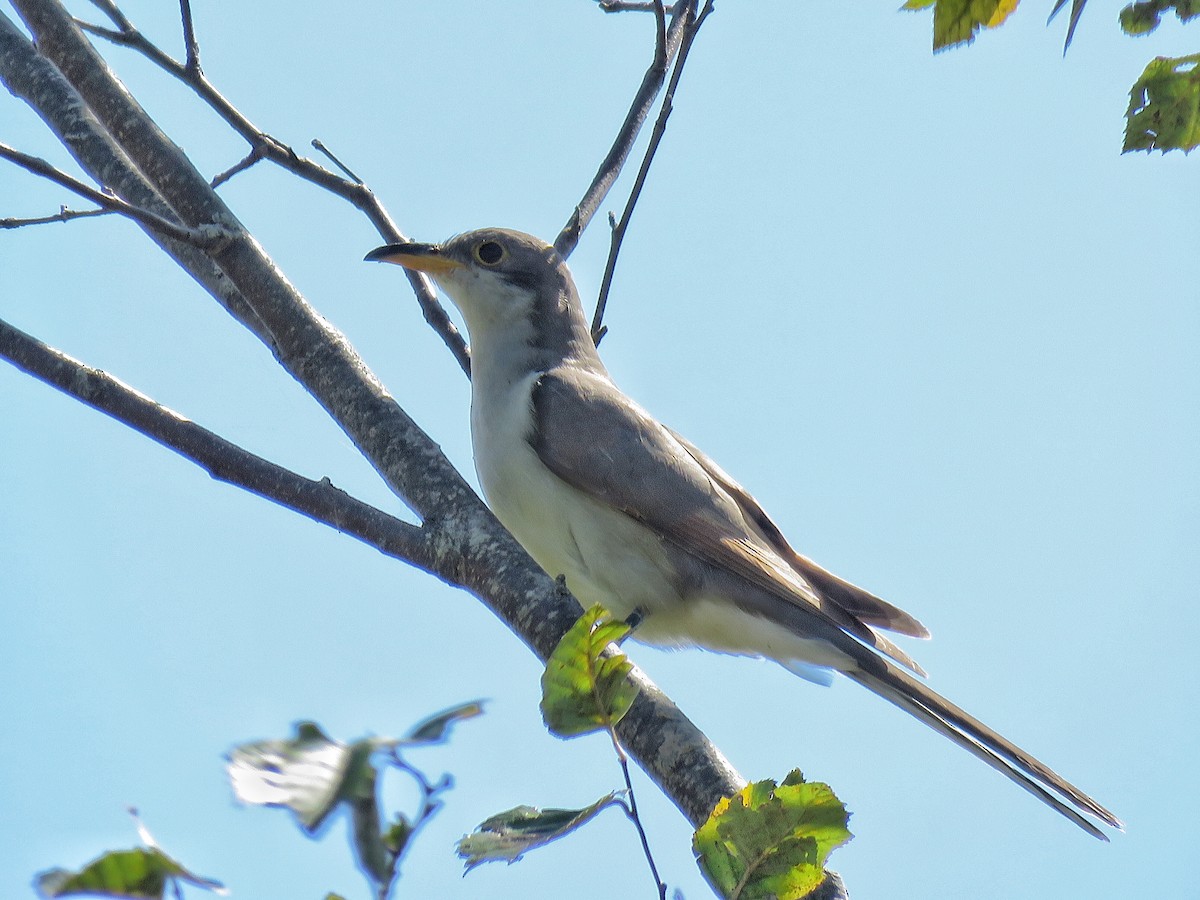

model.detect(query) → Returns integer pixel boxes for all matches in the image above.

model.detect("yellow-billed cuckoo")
[366,227,1121,839]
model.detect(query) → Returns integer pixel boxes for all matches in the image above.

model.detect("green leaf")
[1125,55,1200,153]
[540,604,639,738]
[383,814,415,854]
[36,848,225,899]
[903,0,1020,51]
[1120,1,1164,33]
[456,793,623,871]
[1120,0,1200,35]
[402,699,486,745]
[693,769,852,900]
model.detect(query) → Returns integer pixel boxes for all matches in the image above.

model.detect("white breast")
[470,371,683,621]
[469,369,855,674]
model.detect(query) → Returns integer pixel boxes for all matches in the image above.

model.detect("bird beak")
[363,241,463,275]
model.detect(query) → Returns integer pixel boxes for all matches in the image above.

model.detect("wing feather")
[529,367,925,674]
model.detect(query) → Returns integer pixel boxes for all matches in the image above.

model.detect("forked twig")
[0,141,222,247]
[75,1,470,374]
[0,315,434,571]
[0,205,111,228]
[556,0,683,258]
[178,0,200,73]
[591,0,714,343]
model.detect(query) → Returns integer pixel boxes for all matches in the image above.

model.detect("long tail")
[843,657,1122,839]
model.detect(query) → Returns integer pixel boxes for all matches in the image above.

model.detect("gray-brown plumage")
[366,227,1121,839]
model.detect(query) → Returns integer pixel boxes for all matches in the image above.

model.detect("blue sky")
[2,2,1197,898]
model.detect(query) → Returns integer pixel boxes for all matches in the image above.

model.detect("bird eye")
[475,241,505,266]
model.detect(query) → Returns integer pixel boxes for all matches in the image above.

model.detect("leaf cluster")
[693,770,852,900]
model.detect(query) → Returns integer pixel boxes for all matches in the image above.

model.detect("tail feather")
[844,659,1122,837]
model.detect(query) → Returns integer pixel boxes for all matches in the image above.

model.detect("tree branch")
[72,1,470,374]
[177,0,200,74]
[592,0,713,343]
[0,316,436,573]
[0,204,111,228]
[0,12,274,349]
[4,0,750,843]
[556,0,686,258]
[0,141,223,246]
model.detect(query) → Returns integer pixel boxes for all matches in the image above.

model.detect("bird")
[365,227,1121,839]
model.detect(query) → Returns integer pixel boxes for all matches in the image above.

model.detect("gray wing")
[664,428,929,639]
[529,366,924,674]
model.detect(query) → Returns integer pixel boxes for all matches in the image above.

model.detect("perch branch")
[0,316,436,572]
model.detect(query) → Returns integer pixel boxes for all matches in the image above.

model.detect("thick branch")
[0,315,434,571]
[6,0,748,837]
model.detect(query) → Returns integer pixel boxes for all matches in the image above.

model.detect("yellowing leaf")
[904,0,1023,51]
[693,770,852,900]
[540,604,638,738]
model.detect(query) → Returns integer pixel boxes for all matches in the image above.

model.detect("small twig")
[76,2,470,374]
[388,751,454,847]
[591,0,713,342]
[0,315,436,572]
[0,142,218,247]
[0,205,111,228]
[210,146,265,188]
[607,728,667,900]
[555,0,685,258]
[86,0,133,32]
[178,0,200,74]
[597,0,669,11]
[312,138,364,185]
[72,18,124,43]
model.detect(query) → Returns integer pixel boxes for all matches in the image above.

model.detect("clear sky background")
[2,2,1197,899]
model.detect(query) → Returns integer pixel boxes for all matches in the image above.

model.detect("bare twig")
[210,145,265,188]
[178,0,200,74]
[591,0,713,342]
[0,315,437,572]
[388,752,453,843]
[312,138,364,185]
[0,204,111,228]
[0,10,274,347]
[556,0,685,258]
[608,729,667,900]
[74,2,470,373]
[0,141,222,246]
[597,0,670,11]
[85,0,132,31]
